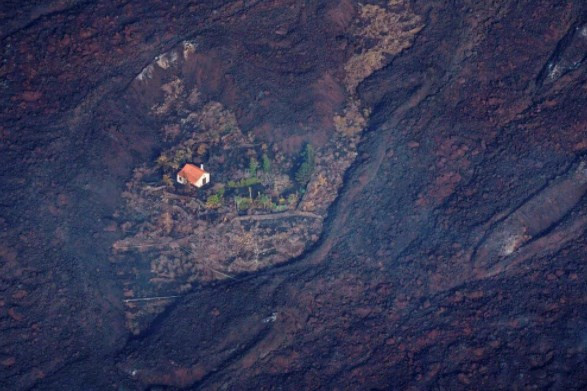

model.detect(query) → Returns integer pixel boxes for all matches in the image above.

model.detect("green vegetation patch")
[227,177,262,188]
[295,144,315,186]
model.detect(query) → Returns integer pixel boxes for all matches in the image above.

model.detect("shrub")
[156,154,170,168]
[162,174,174,187]
[287,193,299,207]
[235,196,252,210]
[262,153,271,173]
[206,187,225,209]
[249,157,259,177]
[227,177,261,188]
[206,194,221,209]
[256,193,275,209]
[196,144,208,156]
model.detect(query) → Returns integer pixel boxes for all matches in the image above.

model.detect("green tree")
[295,144,315,186]
[262,153,271,173]
[205,187,225,209]
[249,157,259,177]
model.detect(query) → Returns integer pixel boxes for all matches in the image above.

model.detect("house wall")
[195,173,210,187]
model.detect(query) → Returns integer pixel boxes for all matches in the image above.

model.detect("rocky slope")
[0,0,586,389]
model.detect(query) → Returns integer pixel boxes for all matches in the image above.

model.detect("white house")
[177,163,210,188]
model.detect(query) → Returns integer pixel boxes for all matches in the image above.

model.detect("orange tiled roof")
[178,163,207,184]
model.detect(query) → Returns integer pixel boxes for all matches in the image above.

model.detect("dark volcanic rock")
[0,0,586,390]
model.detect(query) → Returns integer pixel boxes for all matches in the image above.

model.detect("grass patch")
[227,177,261,188]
